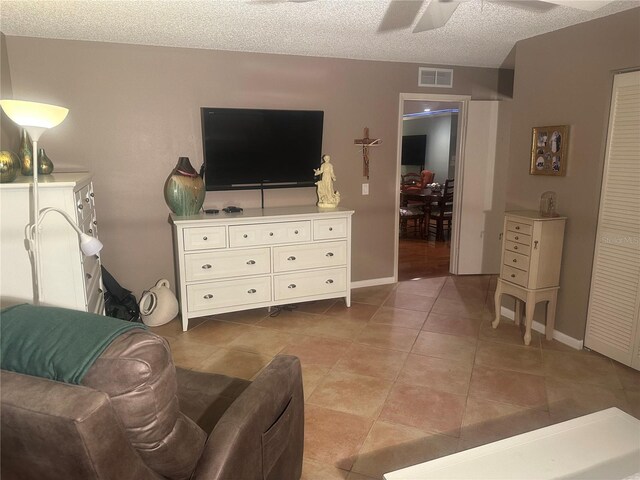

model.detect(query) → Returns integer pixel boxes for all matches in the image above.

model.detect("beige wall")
[2,36,503,296]
[505,8,640,340]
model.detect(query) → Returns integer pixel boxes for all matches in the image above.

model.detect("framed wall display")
[530,125,569,176]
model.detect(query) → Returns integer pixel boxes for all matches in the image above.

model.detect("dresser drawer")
[187,276,271,312]
[314,218,348,240]
[506,220,532,236]
[506,230,531,246]
[505,240,531,256]
[274,267,346,301]
[185,247,270,282]
[501,264,529,288]
[82,254,101,287]
[229,221,311,247]
[183,226,227,251]
[504,250,530,272]
[273,241,347,273]
[74,185,91,223]
[86,278,104,314]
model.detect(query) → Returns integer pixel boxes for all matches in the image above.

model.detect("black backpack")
[101,266,141,322]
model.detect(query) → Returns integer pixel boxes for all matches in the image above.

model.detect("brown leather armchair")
[1,329,304,480]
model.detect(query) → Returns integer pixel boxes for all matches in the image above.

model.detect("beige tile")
[540,338,587,353]
[422,313,482,338]
[256,310,319,334]
[280,335,350,368]
[351,421,458,480]
[301,458,349,480]
[459,396,551,451]
[351,284,396,306]
[370,306,428,330]
[296,299,338,315]
[543,349,621,388]
[346,472,378,480]
[227,326,296,355]
[379,384,466,437]
[182,319,251,347]
[431,297,491,321]
[479,317,541,348]
[412,331,477,365]
[196,348,272,380]
[613,361,640,392]
[303,314,369,340]
[446,275,491,290]
[355,324,420,352]
[383,291,437,313]
[210,308,269,324]
[397,354,472,396]
[546,377,630,423]
[437,283,488,306]
[395,277,446,297]
[469,365,547,410]
[308,371,393,418]
[304,404,374,470]
[325,301,380,321]
[475,341,544,375]
[167,337,217,369]
[334,344,408,381]
[148,316,204,338]
[301,363,331,400]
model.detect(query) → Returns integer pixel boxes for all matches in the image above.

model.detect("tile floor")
[150,275,640,480]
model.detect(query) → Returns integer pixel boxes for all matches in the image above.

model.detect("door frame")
[394,92,472,281]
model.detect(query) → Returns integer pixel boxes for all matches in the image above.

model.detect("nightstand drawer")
[506,231,531,246]
[187,276,271,311]
[273,241,346,272]
[229,221,310,247]
[185,247,270,282]
[183,226,226,251]
[501,264,529,288]
[505,240,531,256]
[274,267,346,301]
[506,220,532,236]
[314,218,348,240]
[504,250,530,272]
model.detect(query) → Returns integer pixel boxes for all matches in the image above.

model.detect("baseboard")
[500,306,584,350]
[351,276,396,289]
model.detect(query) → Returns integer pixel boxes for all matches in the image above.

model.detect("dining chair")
[400,205,427,238]
[427,178,454,241]
[400,172,422,192]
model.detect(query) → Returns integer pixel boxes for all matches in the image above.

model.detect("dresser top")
[506,210,567,221]
[171,205,354,224]
[0,172,92,189]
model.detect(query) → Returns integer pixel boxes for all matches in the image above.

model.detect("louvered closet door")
[585,71,640,369]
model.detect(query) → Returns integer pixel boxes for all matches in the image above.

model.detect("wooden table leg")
[492,281,503,329]
[524,291,536,346]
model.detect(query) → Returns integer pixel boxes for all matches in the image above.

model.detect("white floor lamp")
[0,99,103,304]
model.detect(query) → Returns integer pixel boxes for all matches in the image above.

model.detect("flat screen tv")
[401,134,427,166]
[201,107,324,191]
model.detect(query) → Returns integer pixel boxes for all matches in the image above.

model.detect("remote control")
[223,206,243,213]
[204,209,219,214]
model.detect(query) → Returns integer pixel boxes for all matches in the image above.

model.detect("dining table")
[399,187,444,239]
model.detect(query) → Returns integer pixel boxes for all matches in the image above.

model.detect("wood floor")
[398,237,450,281]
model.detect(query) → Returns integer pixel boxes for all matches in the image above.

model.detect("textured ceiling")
[0,0,637,68]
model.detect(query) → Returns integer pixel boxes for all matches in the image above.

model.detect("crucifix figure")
[354,127,381,179]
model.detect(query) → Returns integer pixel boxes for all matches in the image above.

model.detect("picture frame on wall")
[530,125,569,176]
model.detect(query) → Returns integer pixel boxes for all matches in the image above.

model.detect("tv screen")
[201,108,324,191]
[402,135,427,166]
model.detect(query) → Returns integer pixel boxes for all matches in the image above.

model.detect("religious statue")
[314,154,340,208]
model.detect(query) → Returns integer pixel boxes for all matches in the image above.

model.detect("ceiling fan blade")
[413,0,462,33]
[538,0,615,11]
[378,0,424,33]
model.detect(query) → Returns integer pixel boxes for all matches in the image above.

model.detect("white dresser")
[492,211,566,345]
[170,206,354,331]
[0,173,104,314]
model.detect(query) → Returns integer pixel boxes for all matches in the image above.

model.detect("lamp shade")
[79,233,104,257]
[0,99,68,129]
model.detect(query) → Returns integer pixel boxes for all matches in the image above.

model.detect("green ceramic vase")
[37,148,54,175]
[18,128,33,175]
[163,157,205,216]
[0,150,20,183]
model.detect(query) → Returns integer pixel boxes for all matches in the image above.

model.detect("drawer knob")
[325,279,334,284]
[514,236,519,240]
[294,230,299,234]
[247,289,256,294]
[90,192,95,198]
[202,264,212,269]
[88,228,93,234]
[77,204,83,210]
[326,252,334,257]
[329,227,333,231]
[269,232,274,236]
[246,260,256,265]
[203,294,213,299]
[98,288,103,294]
[515,226,520,230]
[514,245,518,250]
[243,234,248,238]
[288,284,296,289]
[93,220,97,226]
[85,197,90,203]
[287,256,296,261]
[86,273,92,280]
[513,259,517,263]
[511,274,516,278]
[534,240,539,249]
[203,236,208,240]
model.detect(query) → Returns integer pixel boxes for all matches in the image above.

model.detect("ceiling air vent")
[418,67,453,88]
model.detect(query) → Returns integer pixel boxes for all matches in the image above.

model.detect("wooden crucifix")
[354,127,381,179]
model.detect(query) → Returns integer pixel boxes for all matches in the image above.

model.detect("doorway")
[397,98,463,281]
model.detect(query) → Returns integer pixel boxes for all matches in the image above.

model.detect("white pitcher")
[139,279,179,327]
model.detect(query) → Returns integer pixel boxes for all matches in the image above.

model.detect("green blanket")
[1,304,146,384]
